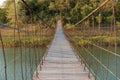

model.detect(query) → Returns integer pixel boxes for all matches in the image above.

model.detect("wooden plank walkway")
[33,20,94,80]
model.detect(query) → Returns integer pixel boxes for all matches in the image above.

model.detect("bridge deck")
[33,21,93,80]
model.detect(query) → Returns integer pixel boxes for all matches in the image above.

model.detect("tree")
[2,0,120,27]
[116,2,120,22]
[0,8,9,23]
[3,0,14,25]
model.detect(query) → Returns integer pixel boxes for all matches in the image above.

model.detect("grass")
[69,36,120,46]
[64,28,120,46]
[1,37,51,47]
[0,26,55,47]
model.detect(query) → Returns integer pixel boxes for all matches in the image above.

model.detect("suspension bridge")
[33,20,93,80]
[0,0,120,80]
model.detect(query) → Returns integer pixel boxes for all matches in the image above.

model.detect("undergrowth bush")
[64,24,75,30]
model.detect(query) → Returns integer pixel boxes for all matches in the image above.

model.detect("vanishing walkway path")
[33,20,93,80]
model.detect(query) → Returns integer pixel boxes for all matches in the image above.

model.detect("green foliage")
[116,21,120,28]
[3,0,14,24]
[116,2,120,22]
[1,0,120,26]
[81,4,93,16]
[69,36,120,46]
[18,0,42,23]
[0,8,9,23]
[64,24,75,30]
[1,37,51,47]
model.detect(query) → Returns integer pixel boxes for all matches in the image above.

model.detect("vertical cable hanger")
[106,1,113,79]
[13,0,16,80]
[98,8,102,80]
[26,4,33,80]
[38,23,42,63]
[30,12,34,80]
[92,15,95,34]
[24,18,27,80]
[33,14,39,78]
[22,1,27,79]
[13,0,24,80]
[98,11,101,34]
[112,0,118,80]
[0,31,7,80]
[25,19,32,80]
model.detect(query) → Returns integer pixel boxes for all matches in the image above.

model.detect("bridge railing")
[64,0,120,80]
[0,0,55,80]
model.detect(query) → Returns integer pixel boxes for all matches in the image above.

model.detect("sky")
[0,0,6,6]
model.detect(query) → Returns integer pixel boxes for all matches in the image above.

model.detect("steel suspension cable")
[18,2,51,74]
[64,0,119,80]
[82,46,120,80]
[75,0,110,26]
[88,42,120,57]
[20,0,50,28]
[64,28,97,80]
